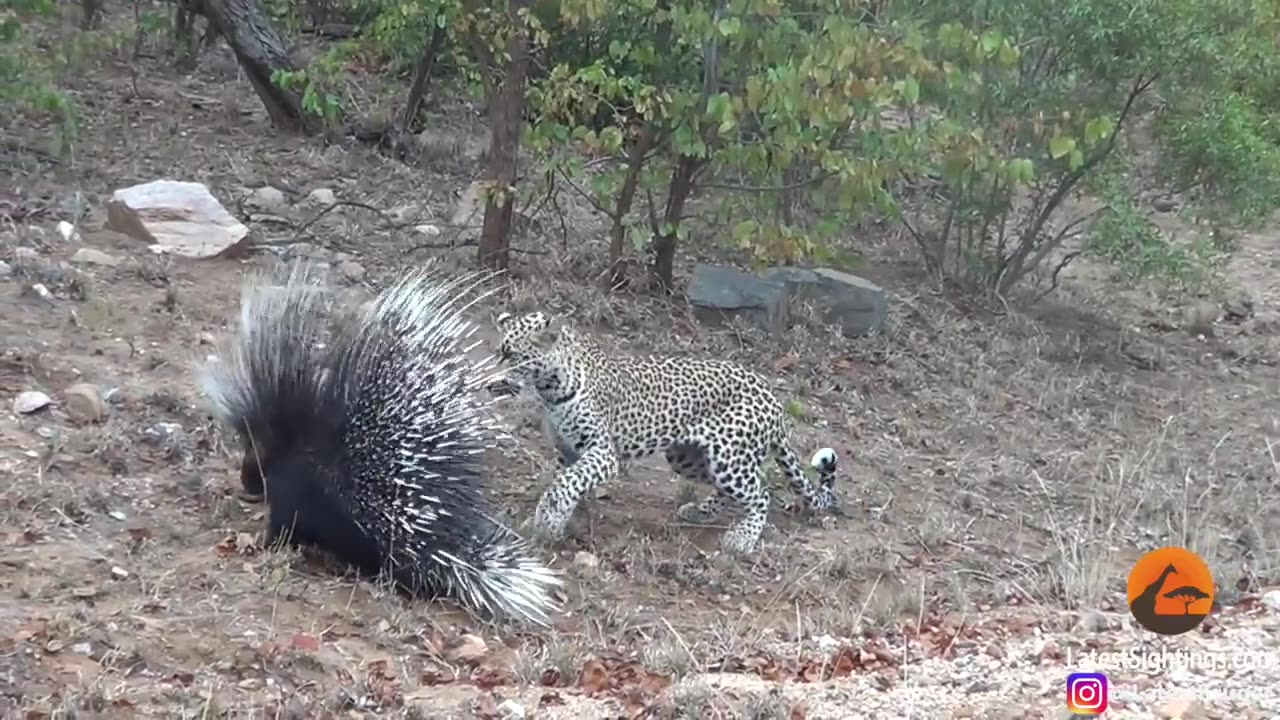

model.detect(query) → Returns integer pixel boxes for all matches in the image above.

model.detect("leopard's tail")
[770,435,839,511]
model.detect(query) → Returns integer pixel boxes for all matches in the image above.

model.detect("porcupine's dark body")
[196,262,560,625]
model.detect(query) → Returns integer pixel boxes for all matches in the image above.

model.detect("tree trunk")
[199,0,316,134]
[475,0,533,272]
[606,125,655,289]
[399,23,448,135]
[80,0,101,30]
[650,155,700,292]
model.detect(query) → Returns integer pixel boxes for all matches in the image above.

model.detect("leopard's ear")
[537,313,565,349]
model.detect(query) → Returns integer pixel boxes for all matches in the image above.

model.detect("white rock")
[13,391,52,414]
[106,179,249,259]
[496,699,527,719]
[57,221,80,242]
[306,188,337,207]
[70,248,122,267]
[1261,589,1280,612]
[248,186,287,211]
[414,224,442,237]
[335,260,366,282]
[0,261,10,278]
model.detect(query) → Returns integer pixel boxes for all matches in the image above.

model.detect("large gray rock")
[687,263,888,337]
[107,179,249,259]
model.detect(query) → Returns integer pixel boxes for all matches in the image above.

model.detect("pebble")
[249,186,287,211]
[336,260,366,282]
[496,699,527,719]
[13,390,52,414]
[573,550,599,570]
[63,382,108,423]
[306,188,337,207]
[70,248,122,267]
[57,221,80,242]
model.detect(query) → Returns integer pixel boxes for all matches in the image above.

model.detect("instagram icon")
[1066,672,1109,715]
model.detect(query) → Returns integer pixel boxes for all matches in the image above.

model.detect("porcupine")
[195,262,562,626]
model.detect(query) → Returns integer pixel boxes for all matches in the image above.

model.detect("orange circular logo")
[1126,546,1215,636]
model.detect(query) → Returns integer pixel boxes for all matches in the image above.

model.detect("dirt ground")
[3,9,1280,719]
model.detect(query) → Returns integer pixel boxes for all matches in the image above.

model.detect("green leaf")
[1068,148,1085,171]
[435,13,447,29]
[732,219,757,242]
[1084,116,1114,146]
[717,16,741,37]
[997,43,1019,67]
[599,126,624,152]
[902,76,920,105]
[1048,134,1076,160]
[1015,158,1035,183]
[979,30,1002,57]
[628,224,650,252]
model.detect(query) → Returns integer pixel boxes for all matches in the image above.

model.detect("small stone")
[14,247,39,262]
[0,261,11,278]
[814,634,840,652]
[336,260,366,282]
[390,204,419,223]
[444,633,488,664]
[248,186,287,211]
[1260,589,1280,612]
[496,699,527,719]
[70,248,122,267]
[573,550,599,570]
[414,224,442,237]
[64,383,108,424]
[110,566,128,579]
[306,188,337,207]
[70,642,92,655]
[57,221,80,242]
[198,332,217,345]
[13,390,52,414]
[984,642,1004,659]
[1075,611,1108,633]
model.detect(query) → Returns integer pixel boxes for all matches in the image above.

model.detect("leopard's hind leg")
[667,442,728,523]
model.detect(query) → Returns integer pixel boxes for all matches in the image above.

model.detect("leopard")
[488,310,841,555]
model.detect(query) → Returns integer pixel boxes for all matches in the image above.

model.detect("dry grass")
[2,3,1279,716]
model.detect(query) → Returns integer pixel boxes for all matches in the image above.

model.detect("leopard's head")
[488,311,558,397]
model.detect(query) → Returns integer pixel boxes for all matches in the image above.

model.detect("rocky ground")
[3,6,1280,718]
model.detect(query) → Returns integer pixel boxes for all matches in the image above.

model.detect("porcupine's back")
[198,263,561,625]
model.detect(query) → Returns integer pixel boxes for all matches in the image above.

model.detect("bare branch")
[555,166,617,218]
[699,170,839,193]
[1031,250,1084,303]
